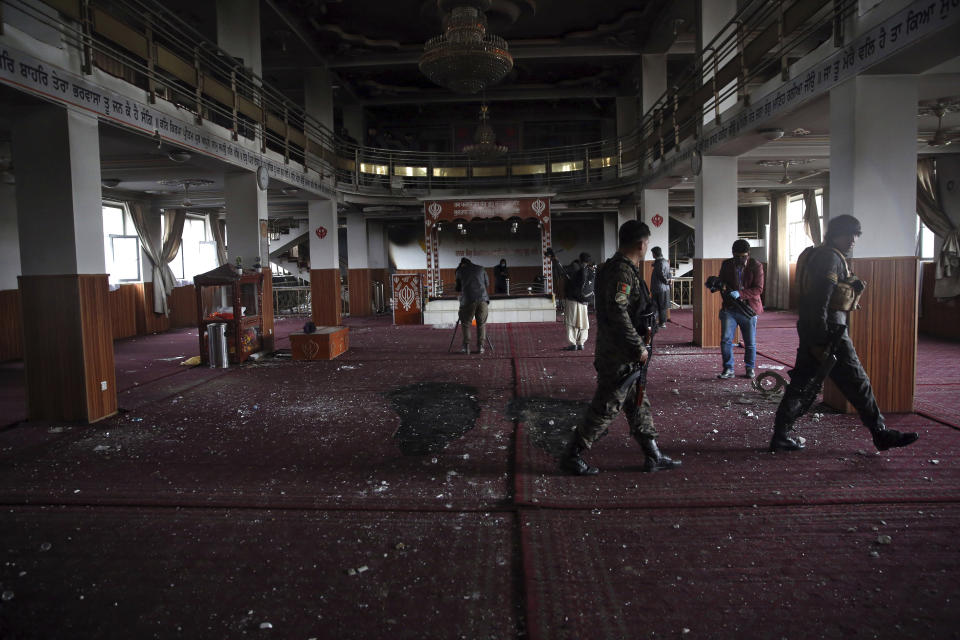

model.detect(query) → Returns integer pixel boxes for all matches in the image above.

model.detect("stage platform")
[423,295,556,325]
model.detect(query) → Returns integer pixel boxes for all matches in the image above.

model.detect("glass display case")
[194,264,264,364]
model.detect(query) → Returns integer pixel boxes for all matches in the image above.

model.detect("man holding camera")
[768,215,918,453]
[559,221,681,475]
[717,239,764,379]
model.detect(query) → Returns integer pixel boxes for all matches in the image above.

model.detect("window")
[102,203,141,284]
[787,192,824,262]
[917,218,935,261]
[166,215,219,281]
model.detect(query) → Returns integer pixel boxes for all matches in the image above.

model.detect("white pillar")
[640,189,670,261]
[695,156,738,259]
[346,213,368,269]
[0,181,21,290]
[641,54,667,115]
[701,0,738,123]
[305,67,335,134]
[13,107,105,275]
[224,172,268,267]
[829,76,918,257]
[367,221,387,269]
[216,0,261,77]
[309,200,339,269]
[602,212,618,258]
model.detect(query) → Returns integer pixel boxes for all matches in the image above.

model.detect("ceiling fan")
[757,159,823,185]
[918,97,960,148]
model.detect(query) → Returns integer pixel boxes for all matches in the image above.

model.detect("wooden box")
[290,327,349,360]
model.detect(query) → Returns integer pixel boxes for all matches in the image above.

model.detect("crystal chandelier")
[419,1,514,94]
[464,104,508,160]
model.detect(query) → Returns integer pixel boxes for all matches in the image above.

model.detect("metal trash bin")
[207,322,229,368]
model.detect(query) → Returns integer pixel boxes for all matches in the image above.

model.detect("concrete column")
[224,172,268,268]
[12,106,115,422]
[0,181,20,291]
[701,0,738,123]
[616,96,639,138]
[602,212,618,260]
[640,189,670,261]
[305,67,335,134]
[826,75,918,413]
[693,155,738,346]
[216,0,261,77]
[346,212,371,316]
[309,199,341,325]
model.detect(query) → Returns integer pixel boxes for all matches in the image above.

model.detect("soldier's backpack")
[571,264,596,303]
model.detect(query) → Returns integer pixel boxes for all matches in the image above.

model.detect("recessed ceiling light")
[101,178,121,188]
[168,150,191,163]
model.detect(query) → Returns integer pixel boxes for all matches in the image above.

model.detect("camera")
[704,275,724,293]
[544,247,556,259]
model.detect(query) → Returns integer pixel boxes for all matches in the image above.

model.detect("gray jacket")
[455,262,490,306]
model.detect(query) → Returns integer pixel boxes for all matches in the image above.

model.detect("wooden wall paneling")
[348,268,373,316]
[823,257,918,414]
[919,261,960,340]
[19,275,116,422]
[79,275,118,421]
[136,282,170,335]
[0,289,24,361]
[310,268,342,326]
[109,283,139,339]
[692,259,724,347]
[168,285,199,328]
[261,268,274,351]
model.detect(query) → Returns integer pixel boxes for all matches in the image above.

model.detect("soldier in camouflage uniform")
[769,215,919,453]
[560,220,682,475]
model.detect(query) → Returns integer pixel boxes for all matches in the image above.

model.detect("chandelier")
[419,1,514,94]
[464,104,508,160]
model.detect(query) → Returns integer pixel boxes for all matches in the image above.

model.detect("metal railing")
[19,0,853,193]
[672,277,694,309]
[273,286,311,316]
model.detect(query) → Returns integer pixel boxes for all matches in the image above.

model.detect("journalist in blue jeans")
[717,239,764,379]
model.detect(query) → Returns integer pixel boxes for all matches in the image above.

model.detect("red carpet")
[0,506,517,640]
[521,503,960,640]
[515,353,960,509]
[0,360,516,511]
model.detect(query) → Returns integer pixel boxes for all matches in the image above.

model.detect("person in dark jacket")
[455,258,490,354]
[768,215,918,453]
[559,221,681,476]
[493,259,509,294]
[649,246,672,328]
[717,239,764,379]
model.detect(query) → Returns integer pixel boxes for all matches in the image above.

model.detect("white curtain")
[917,158,960,300]
[803,190,821,246]
[766,194,790,309]
[129,203,181,315]
[207,212,228,266]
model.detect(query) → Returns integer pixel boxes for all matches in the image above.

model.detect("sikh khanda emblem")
[397,282,416,311]
[651,214,664,228]
[531,199,546,216]
[428,202,442,219]
[315,226,328,239]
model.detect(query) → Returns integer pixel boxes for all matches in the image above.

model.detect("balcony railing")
[19,0,851,193]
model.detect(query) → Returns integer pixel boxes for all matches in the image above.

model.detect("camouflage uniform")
[774,245,880,429]
[574,252,658,448]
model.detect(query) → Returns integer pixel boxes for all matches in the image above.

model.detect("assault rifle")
[616,310,657,398]
[795,324,847,417]
[704,275,756,318]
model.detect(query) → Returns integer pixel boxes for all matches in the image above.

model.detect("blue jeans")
[720,308,757,370]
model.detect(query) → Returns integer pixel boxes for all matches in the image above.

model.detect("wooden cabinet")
[290,327,349,360]
[194,264,264,364]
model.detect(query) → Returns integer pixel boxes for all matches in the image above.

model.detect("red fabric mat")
[915,384,960,429]
[0,361,515,510]
[337,322,514,361]
[521,503,960,640]
[516,353,960,509]
[0,506,516,639]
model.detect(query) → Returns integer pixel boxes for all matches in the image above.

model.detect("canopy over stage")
[422,195,554,297]
[421,195,557,325]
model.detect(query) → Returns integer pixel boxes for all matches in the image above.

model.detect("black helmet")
[826,215,862,238]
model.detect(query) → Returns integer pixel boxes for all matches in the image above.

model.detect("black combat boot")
[639,435,681,472]
[559,438,599,476]
[870,421,919,451]
[768,422,805,452]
